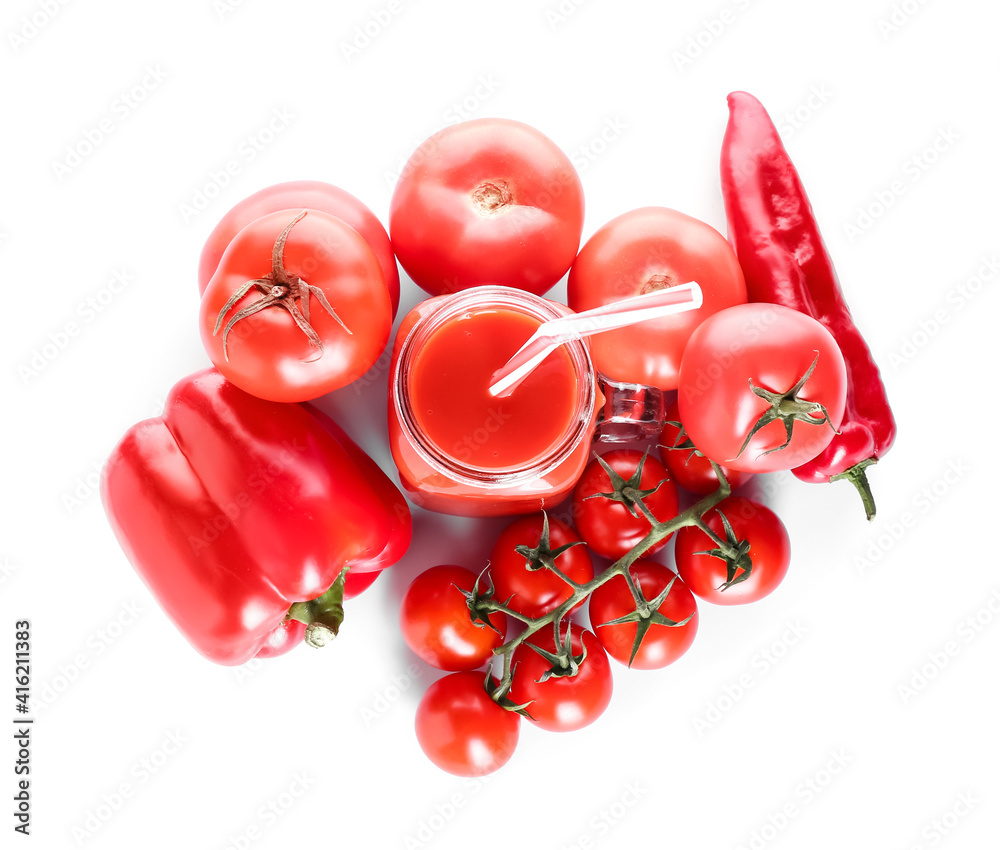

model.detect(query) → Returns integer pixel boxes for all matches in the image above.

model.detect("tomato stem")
[479,461,735,703]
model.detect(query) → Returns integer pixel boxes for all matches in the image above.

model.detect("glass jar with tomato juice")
[388,286,601,516]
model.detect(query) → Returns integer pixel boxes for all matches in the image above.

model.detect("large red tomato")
[658,401,752,495]
[677,303,847,473]
[198,181,400,316]
[200,209,391,403]
[389,118,584,295]
[567,207,747,390]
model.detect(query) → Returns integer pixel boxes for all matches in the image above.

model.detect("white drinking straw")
[488,282,704,398]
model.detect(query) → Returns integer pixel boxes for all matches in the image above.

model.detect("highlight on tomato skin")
[414,672,520,777]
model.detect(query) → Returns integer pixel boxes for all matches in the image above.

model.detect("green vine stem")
[472,460,737,707]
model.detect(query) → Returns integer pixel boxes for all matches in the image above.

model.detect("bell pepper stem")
[287,567,350,648]
[831,458,878,521]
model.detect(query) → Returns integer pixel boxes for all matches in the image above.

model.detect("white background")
[2,0,998,847]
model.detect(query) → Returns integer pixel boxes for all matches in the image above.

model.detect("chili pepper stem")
[288,566,350,649]
[830,458,879,521]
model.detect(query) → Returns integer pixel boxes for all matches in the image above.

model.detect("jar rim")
[392,286,596,485]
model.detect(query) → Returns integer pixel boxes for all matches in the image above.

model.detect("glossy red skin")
[200,209,391,403]
[571,450,679,560]
[589,560,698,669]
[658,401,751,495]
[488,514,594,619]
[400,566,505,672]
[415,672,519,776]
[389,118,584,296]
[198,181,400,316]
[675,496,790,605]
[101,369,410,665]
[567,207,747,390]
[343,569,383,599]
[677,303,847,474]
[508,626,613,732]
[720,93,895,487]
[253,619,307,659]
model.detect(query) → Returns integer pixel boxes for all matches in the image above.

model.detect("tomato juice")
[388,287,600,516]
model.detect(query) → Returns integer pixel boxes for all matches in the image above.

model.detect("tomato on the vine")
[674,496,790,605]
[488,513,593,619]
[198,180,400,316]
[567,206,747,390]
[508,625,612,732]
[588,559,698,669]
[678,303,847,473]
[389,118,584,296]
[400,565,505,672]
[415,672,519,777]
[571,450,679,561]
[658,401,751,495]
[199,209,391,403]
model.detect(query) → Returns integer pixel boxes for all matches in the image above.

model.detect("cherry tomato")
[508,625,613,732]
[658,401,751,495]
[400,565,505,672]
[488,514,594,619]
[198,181,400,316]
[571,450,679,561]
[390,118,584,296]
[199,209,391,403]
[677,303,847,473]
[415,672,519,776]
[567,207,747,390]
[588,560,698,669]
[675,496,791,605]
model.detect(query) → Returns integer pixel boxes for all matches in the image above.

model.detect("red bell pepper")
[720,91,897,520]
[101,369,411,665]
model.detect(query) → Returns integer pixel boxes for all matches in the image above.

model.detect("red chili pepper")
[720,91,896,520]
[101,369,412,665]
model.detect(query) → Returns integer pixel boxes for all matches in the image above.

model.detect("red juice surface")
[408,308,580,471]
